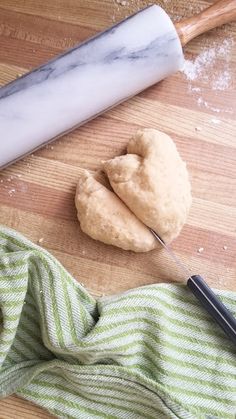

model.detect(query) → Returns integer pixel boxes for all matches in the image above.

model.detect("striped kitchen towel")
[0,226,235,418]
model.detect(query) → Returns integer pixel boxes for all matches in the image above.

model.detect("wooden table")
[0,0,235,417]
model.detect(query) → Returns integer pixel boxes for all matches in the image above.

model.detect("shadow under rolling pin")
[0,0,236,169]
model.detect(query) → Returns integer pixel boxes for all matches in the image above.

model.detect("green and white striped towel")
[0,226,235,418]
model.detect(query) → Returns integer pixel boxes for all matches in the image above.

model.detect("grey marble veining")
[0,5,184,169]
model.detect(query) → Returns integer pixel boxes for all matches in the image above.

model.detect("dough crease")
[75,129,192,251]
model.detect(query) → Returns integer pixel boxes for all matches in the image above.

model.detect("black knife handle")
[187,275,236,345]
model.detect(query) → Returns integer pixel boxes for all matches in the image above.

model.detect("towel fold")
[0,226,235,418]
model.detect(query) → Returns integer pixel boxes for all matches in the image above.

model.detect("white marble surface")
[0,5,183,169]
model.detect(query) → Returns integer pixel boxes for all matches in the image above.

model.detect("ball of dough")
[75,170,157,252]
[103,129,192,243]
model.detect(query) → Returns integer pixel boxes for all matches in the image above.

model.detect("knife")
[0,1,236,169]
[150,229,236,346]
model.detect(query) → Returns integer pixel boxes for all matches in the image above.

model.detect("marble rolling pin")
[0,0,236,169]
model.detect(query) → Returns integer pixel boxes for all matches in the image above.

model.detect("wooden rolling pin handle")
[175,0,236,47]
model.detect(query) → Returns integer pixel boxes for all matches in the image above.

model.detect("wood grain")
[0,0,236,417]
[175,0,236,46]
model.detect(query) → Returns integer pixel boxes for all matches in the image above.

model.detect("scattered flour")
[183,38,234,90]
[191,87,201,93]
[112,0,206,23]
[211,118,221,124]
[212,70,231,91]
[8,188,16,196]
[183,48,217,81]
[111,1,234,115]
[182,37,234,114]
[197,97,233,114]
[197,98,221,113]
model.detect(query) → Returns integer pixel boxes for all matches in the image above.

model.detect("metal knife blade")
[150,229,191,281]
[150,228,236,345]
